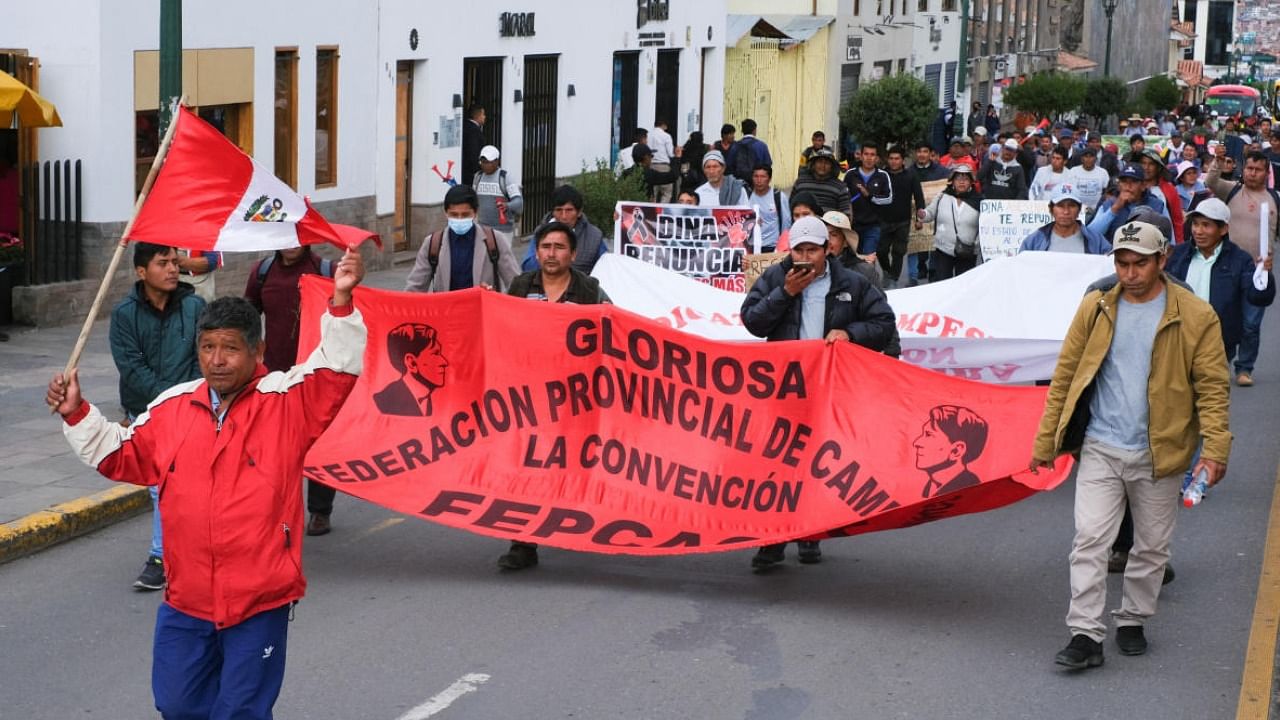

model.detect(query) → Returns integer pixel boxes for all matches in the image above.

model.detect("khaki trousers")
[651,162,674,203]
[1066,438,1182,642]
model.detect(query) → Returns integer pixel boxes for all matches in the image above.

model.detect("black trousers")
[878,221,911,282]
[307,480,337,516]
[929,248,976,282]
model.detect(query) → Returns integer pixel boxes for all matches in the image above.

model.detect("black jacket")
[462,119,483,191]
[977,159,1028,200]
[741,256,896,350]
[884,168,925,223]
[845,166,894,227]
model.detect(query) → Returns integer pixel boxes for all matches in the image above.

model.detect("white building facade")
[1,0,727,325]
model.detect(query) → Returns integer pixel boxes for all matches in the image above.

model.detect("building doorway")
[393,60,415,251]
[655,50,680,131]
[611,51,639,166]
[521,55,558,234]
[463,57,503,152]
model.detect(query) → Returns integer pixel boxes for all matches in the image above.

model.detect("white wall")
[1,0,379,223]
[0,0,105,218]
[4,0,728,225]
[375,1,726,215]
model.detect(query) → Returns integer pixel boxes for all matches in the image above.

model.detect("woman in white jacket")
[921,164,984,280]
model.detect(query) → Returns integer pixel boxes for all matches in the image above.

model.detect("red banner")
[298,277,1073,555]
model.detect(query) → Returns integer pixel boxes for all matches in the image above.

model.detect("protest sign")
[909,179,949,254]
[743,251,787,289]
[298,277,1073,554]
[615,201,761,293]
[592,252,1115,383]
[1101,134,1167,151]
[978,199,1051,259]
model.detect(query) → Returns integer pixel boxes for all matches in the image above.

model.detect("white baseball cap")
[479,145,501,161]
[1003,138,1020,150]
[789,216,829,248]
[1187,197,1231,224]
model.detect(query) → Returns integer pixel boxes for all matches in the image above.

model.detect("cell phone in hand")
[793,262,815,272]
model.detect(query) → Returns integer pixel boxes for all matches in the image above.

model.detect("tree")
[1140,75,1182,114]
[571,159,646,238]
[1001,72,1087,119]
[839,74,936,151]
[1079,76,1128,128]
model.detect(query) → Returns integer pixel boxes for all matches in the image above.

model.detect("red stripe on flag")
[127,107,254,250]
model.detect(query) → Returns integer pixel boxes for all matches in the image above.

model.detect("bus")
[1206,84,1261,117]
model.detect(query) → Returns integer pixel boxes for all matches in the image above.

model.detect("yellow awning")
[0,69,62,128]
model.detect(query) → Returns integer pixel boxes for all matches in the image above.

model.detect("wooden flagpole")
[54,98,186,403]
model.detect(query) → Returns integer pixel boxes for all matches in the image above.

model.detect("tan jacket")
[1032,279,1232,477]
[404,223,521,293]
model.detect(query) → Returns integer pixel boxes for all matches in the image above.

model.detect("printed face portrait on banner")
[374,322,450,417]
[914,405,989,499]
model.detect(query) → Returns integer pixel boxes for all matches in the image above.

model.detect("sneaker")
[1054,634,1104,669]
[1107,550,1128,574]
[751,544,785,569]
[1236,372,1254,387]
[1115,625,1148,656]
[797,541,823,564]
[497,542,539,570]
[306,513,331,536]
[134,556,165,591]
[1163,563,1176,585]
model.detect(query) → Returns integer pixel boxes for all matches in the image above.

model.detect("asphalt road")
[2,313,1278,720]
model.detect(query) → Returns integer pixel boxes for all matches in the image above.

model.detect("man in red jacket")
[48,247,367,720]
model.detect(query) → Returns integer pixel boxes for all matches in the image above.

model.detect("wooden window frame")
[275,47,299,189]
[315,45,339,188]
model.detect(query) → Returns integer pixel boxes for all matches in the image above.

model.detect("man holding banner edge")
[741,215,895,569]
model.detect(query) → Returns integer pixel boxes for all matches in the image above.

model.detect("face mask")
[448,217,474,235]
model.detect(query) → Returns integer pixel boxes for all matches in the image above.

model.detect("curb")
[0,485,150,565]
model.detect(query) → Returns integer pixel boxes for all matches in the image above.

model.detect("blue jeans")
[153,603,291,720]
[149,486,163,559]
[906,252,929,280]
[855,224,881,255]
[130,412,163,560]
[1235,301,1267,373]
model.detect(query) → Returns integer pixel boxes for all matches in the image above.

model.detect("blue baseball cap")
[1117,165,1144,181]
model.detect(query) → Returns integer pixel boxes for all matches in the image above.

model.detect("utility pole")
[158,0,181,134]
[954,0,970,137]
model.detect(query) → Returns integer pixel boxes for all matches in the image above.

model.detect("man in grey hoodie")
[473,145,524,235]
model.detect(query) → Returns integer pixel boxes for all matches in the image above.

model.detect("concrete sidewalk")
[0,263,415,564]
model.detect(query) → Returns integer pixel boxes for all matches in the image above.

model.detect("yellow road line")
[1237,463,1280,720]
[347,517,404,542]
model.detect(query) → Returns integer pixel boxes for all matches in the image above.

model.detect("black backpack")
[256,254,334,284]
[731,139,757,182]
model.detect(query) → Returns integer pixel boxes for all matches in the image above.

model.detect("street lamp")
[1102,0,1118,77]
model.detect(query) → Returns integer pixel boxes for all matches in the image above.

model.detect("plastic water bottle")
[1183,467,1210,508]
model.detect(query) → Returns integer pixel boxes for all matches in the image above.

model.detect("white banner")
[592,251,1115,383]
[979,199,1051,260]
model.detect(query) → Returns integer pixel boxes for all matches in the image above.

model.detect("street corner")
[0,484,149,565]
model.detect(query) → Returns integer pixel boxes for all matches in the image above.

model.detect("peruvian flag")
[127,106,377,250]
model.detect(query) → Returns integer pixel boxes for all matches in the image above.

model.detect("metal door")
[521,55,558,234]
[655,50,680,128]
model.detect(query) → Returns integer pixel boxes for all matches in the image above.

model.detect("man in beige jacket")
[1030,221,1231,670]
[405,185,520,293]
